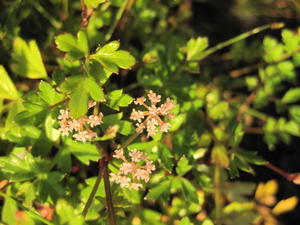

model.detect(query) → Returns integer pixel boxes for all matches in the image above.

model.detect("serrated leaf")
[145,179,172,201]
[55,31,89,60]
[97,40,120,53]
[38,81,64,105]
[90,41,136,73]
[0,65,19,100]
[186,37,209,61]
[106,89,133,110]
[281,88,300,104]
[84,77,105,101]
[11,37,47,79]
[180,177,199,203]
[176,155,192,176]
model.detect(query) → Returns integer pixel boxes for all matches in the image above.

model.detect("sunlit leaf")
[11,37,47,79]
[272,196,298,215]
[0,65,19,100]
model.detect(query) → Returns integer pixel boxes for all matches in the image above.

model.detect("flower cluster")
[57,101,103,142]
[130,90,175,137]
[110,148,156,190]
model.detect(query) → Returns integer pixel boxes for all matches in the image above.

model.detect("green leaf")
[263,37,284,62]
[0,65,19,100]
[88,60,113,84]
[90,41,136,73]
[65,139,101,164]
[176,155,192,176]
[158,143,173,172]
[68,86,89,118]
[85,77,105,101]
[281,88,300,104]
[282,29,300,52]
[211,143,229,168]
[232,123,244,149]
[2,187,17,225]
[0,148,38,181]
[35,172,65,203]
[38,81,64,105]
[186,37,209,61]
[289,106,300,124]
[179,217,194,225]
[180,177,199,203]
[11,37,47,79]
[234,150,267,165]
[84,0,106,8]
[56,150,72,173]
[208,101,229,120]
[145,179,172,201]
[55,199,84,225]
[103,113,134,135]
[55,31,89,60]
[106,89,133,110]
[45,113,60,141]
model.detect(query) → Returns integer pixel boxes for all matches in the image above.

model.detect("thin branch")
[265,162,300,185]
[213,162,222,223]
[105,0,130,41]
[82,158,104,217]
[80,0,93,27]
[197,22,284,61]
[103,160,116,225]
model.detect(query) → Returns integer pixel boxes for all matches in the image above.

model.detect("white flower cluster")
[110,148,155,190]
[130,90,175,137]
[57,101,103,142]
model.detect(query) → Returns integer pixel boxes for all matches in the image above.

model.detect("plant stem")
[103,161,116,225]
[105,0,130,41]
[82,159,104,217]
[214,162,222,223]
[120,132,140,149]
[198,22,284,61]
[30,0,62,29]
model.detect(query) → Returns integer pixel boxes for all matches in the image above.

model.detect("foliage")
[0,0,300,225]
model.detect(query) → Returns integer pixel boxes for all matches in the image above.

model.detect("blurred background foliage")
[1,0,300,224]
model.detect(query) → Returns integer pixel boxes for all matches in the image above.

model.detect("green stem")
[82,159,104,217]
[198,22,284,61]
[214,162,222,223]
[0,192,54,225]
[30,0,62,29]
[103,162,116,225]
[105,0,130,41]
[244,108,268,121]
[120,132,140,149]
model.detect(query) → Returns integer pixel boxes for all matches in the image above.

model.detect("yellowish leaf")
[272,196,298,215]
[255,180,278,206]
